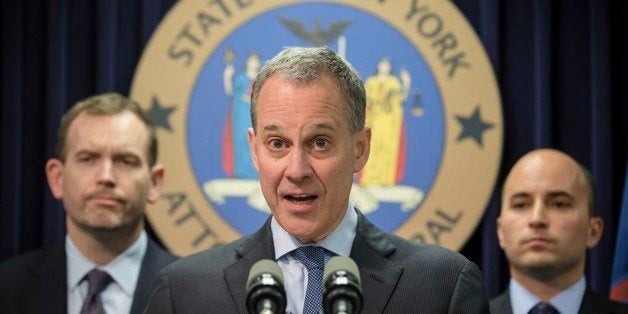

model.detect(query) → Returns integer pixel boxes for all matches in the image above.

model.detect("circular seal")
[131,0,503,256]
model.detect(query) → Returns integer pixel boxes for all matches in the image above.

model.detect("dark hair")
[577,161,596,217]
[250,46,366,133]
[56,93,157,166]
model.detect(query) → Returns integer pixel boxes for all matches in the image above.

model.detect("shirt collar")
[272,202,357,259]
[66,231,148,296]
[548,276,586,314]
[66,235,96,292]
[509,276,586,314]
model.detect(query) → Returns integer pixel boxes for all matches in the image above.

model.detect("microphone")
[246,259,287,314]
[323,256,363,314]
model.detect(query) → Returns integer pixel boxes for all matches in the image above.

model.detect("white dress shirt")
[66,231,147,314]
[509,276,586,314]
[272,204,358,314]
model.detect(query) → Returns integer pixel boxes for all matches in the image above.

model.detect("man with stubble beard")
[0,93,177,314]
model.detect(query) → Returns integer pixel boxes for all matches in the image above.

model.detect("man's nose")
[284,148,313,182]
[528,201,548,228]
[97,160,116,187]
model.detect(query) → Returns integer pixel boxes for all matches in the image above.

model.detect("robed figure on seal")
[360,57,411,186]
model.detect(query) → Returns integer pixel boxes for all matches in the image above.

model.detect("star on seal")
[146,96,176,131]
[455,105,494,148]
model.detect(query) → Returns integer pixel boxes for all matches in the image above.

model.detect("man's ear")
[248,127,260,172]
[586,216,604,249]
[147,164,165,203]
[46,158,65,200]
[353,126,371,173]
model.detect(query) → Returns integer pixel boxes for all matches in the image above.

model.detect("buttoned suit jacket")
[489,286,628,314]
[145,210,489,313]
[0,237,177,314]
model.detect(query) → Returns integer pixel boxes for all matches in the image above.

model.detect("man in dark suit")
[0,93,177,313]
[145,47,488,313]
[490,149,628,314]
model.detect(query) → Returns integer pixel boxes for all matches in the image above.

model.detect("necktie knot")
[85,269,113,295]
[81,269,113,314]
[528,302,559,314]
[295,246,325,271]
[294,246,326,314]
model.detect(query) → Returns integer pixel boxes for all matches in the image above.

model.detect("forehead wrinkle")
[77,129,145,152]
[260,120,337,133]
[309,122,335,132]
[262,124,280,133]
[502,150,594,215]
[68,112,151,161]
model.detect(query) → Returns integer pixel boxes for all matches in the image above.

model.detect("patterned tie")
[528,302,559,314]
[80,269,113,314]
[295,246,326,314]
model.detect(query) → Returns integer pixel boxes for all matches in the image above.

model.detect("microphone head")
[324,256,363,313]
[323,256,361,286]
[246,259,286,314]
[246,259,284,289]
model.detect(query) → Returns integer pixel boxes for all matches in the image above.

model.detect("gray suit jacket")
[0,237,177,314]
[489,287,628,314]
[145,211,489,313]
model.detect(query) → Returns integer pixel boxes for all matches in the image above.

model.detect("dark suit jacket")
[0,237,177,314]
[489,286,628,314]
[145,211,489,313]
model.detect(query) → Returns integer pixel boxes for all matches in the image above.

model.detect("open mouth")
[284,194,318,203]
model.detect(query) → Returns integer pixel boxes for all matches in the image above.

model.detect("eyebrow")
[74,148,100,155]
[508,190,575,200]
[261,122,336,133]
[311,122,335,132]
[508,192,531,200]
[546,190,575,200]
[74,149,142,159]
[262,124,280,132]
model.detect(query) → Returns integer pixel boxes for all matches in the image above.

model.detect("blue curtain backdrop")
[1,0,626,299]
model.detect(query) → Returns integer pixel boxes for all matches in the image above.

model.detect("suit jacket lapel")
[222,212,403,313]
[224,218,276,314]
[490,290,513,314]
[578,286,616,314]
[22,244,67,313]
[350,210,402,313]
[130,238,175,314]
[495,285,613,314]
[579,287,593,314]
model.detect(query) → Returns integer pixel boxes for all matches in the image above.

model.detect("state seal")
[131,0,503,256]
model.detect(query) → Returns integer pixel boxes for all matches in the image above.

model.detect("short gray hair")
[250,47,366,133]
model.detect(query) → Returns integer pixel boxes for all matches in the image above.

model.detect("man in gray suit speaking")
[145,47,488,313]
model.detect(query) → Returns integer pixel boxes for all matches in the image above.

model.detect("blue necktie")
[295,246,326,314]
[528,302,559,314]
